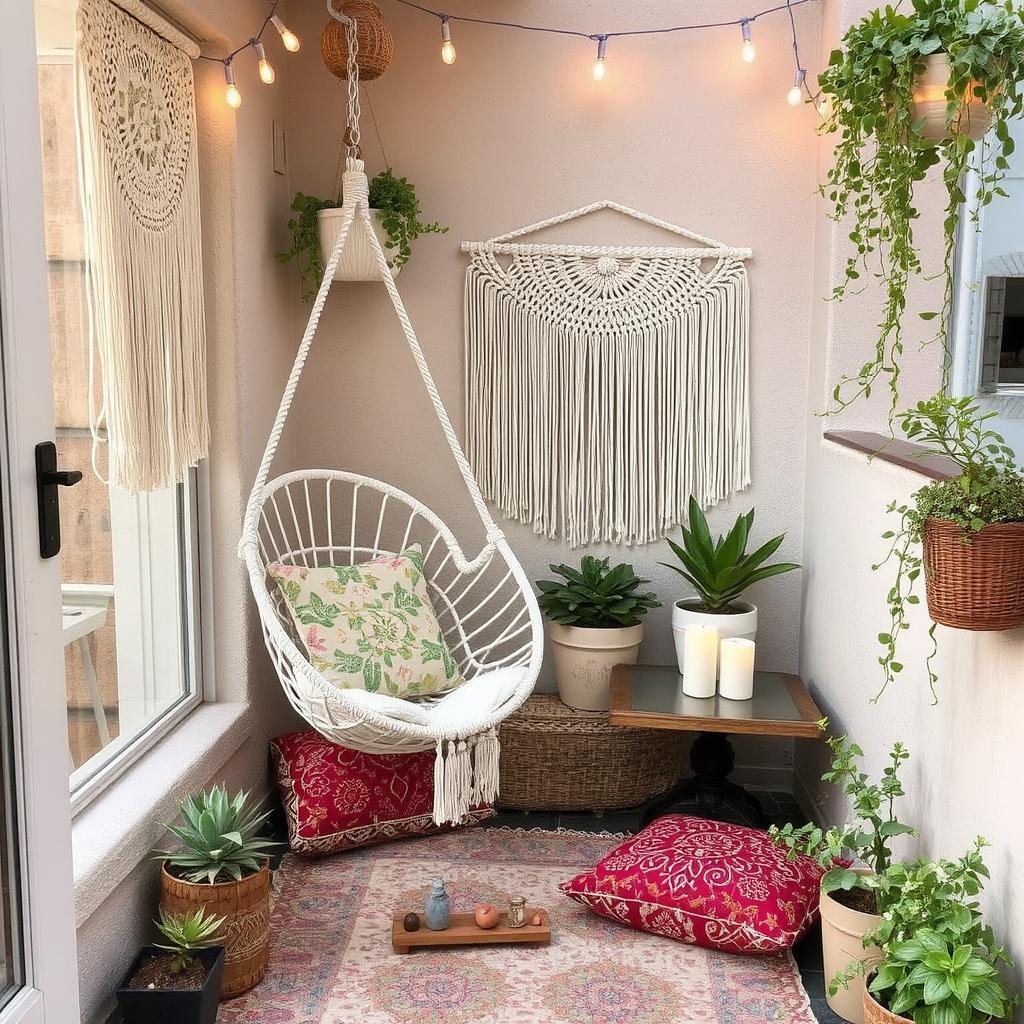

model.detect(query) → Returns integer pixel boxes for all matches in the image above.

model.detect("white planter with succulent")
[661,498,799,678]
[536,556,661,712]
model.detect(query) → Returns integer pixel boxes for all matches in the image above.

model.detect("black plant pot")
[116,945,224,1024]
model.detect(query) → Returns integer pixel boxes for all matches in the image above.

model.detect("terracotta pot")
[671,599,757,677]
[912,53,993,141]
[820,873,882,1024]
[160,862,271,999]
[863,984,912,1024]
[547,621,643,711]
[923,518,1024,631]
[318,207,400,283]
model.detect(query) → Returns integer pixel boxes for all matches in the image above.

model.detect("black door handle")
[35,441,83,559]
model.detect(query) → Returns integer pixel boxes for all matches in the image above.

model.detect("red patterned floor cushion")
[559,814,823,953]
[271,731,495,857]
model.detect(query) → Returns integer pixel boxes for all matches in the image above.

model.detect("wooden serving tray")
[391,909,551,953]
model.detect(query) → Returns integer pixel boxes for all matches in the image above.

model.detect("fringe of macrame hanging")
[433,730,500,826]
[465,260,751,546]
[75,0,209,493]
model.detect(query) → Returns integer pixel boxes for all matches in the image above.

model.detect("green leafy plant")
[536,555,661,628]
[818,0,1024,418]
[276,170,447,301]
[770,723,916,909]
[875,394,1024,701]
[830,839,1018,1024]
[153,907,225,974]
[156,785,278,885]
[660,496,799,614]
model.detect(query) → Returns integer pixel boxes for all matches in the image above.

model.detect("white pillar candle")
[719,638,755,700]
[682,624,718,698]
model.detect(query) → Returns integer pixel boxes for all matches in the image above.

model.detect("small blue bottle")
[424,878,451,931]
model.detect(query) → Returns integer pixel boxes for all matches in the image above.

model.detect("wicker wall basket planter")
[160,862,271,999]
[322,1,393,81]
[912,53,993,141]
[497,694,687,813]
[923,518,1024,631]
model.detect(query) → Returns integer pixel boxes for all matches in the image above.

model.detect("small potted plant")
[116,908,225,1024]
[771,725,917,1024]
[277,169,447,298]
[829,839,1018,1024]
[876,395,1024,701]
[661,497,799,676]
[155,785,278,998]
[536,555,660,711]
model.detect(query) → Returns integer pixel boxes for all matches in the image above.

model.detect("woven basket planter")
[498,694,686,812]
[923,518,1024,631]
[160,862,271,999]
[322,1,393,81]
[912,53,993,141]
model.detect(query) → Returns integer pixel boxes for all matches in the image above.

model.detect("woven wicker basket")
[322,1,393,81]
[923,518,1024,630]
[498,694,686,812]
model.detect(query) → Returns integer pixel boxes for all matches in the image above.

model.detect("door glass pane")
[35,0,195,794]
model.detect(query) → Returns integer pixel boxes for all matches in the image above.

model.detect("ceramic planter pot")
[116,945,224,1024]
[547,621,644,711]
[820,873,882,1024]
[671,599,757,677]
[923,518,1024,631]
[160,862,271,999]
[912,53,993,141]
[318,207,399,282]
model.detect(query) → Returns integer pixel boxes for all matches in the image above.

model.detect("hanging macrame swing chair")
[240,6,542,827]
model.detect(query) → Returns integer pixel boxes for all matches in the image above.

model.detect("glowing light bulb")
[440,18,456,65]
[592,36,608,81]
[224,63,241,108]
[271,14,300,52]
[254,41,275,84]
[788,68,806,106]
[740,20,755,63]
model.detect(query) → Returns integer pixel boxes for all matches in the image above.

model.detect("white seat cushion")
[426,666,526,726]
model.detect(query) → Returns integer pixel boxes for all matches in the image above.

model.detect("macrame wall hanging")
[462,202,753,547]
[75,0,209,493]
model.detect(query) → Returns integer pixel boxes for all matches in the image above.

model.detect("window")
[35,3,202,811]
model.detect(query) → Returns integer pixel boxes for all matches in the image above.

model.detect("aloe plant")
[154,908,224,974]
[661,497,800,614]
[536,555,661,628]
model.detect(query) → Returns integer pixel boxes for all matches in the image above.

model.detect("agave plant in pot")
[116,908,225,1024]
[661,497,799,678]
[155,785,278,998]
[536,555,661,711]
[771,727,917,1024]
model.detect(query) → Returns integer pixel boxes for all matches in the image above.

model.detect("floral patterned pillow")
[267,545,463,698]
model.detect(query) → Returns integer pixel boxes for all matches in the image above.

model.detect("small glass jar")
[507,895,527,928]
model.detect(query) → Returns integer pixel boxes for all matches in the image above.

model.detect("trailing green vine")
[818,0,1024,420]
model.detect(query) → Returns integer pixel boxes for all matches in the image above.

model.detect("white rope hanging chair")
[239,7,542,825]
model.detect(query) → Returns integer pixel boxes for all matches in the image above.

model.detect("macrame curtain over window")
[463,203,752,547]
[75,0,209,492]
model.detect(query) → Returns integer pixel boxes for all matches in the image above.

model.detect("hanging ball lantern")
[322,1,394,82]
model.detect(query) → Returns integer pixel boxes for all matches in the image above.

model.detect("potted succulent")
[155,785,278,998]
[875,395,1024,702]
[116,908,225,1024]
[817,0,1024,417]
[277,169,447,298]
[661,497,799,676]
[829,840,1018,1024]
[536,555,661,711]
[771,726,917,1024]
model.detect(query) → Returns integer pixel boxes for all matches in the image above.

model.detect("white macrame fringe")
[464,252,751,546]
[75,0,209,493]
[432,729,501,826]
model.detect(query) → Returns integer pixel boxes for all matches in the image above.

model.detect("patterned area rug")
[220,828,816,1024]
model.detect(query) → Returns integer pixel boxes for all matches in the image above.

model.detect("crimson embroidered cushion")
[270,731,495,857]
[559,814,823,954]
[267,545,463,698]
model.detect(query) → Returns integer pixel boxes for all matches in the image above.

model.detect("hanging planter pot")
[322,1,393,81]
[922,518,1024,631]
[911,53,993,142]
[318,206,399,282]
